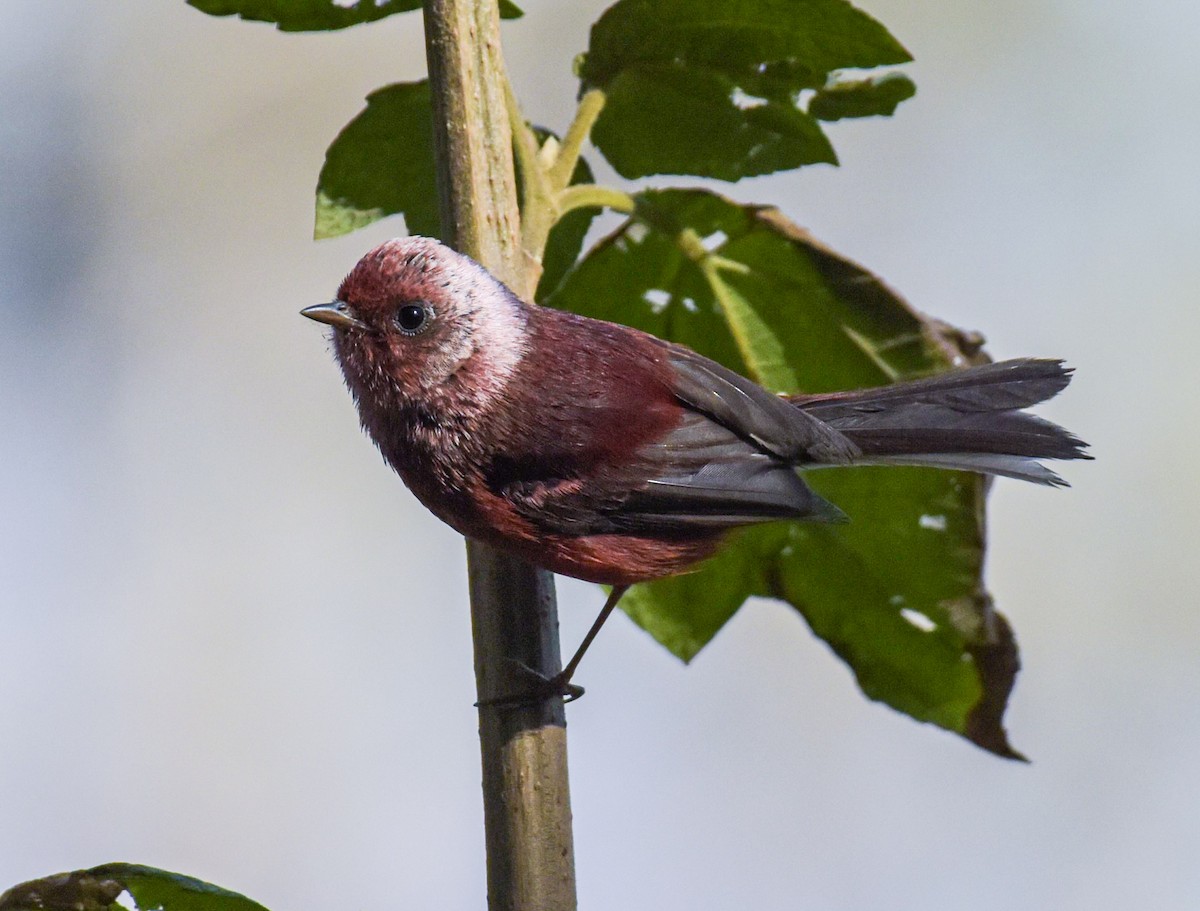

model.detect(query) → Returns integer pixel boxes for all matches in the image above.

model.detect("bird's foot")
[474,660,585,708]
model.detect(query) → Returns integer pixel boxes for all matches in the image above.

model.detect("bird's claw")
[474,659,585,708]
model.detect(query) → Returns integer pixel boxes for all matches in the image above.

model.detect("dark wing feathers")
[666,346,860,465]
[491,316,1085,538]
[795,358,1089,463]
[794,358,1073,416]
[493,319,848,537]
[793,358,1089,485]
[616,410,848,530]
[499,408,846,536]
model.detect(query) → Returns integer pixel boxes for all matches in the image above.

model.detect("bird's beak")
[300,300,367,330]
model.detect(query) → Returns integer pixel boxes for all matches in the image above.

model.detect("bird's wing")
[664,345,860,465]
[496,406,847,536]
[485,313,852,537]
[610,408,849,531]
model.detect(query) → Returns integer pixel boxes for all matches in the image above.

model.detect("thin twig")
[548,88,607,192]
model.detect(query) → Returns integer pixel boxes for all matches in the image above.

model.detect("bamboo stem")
[421,1,577,908]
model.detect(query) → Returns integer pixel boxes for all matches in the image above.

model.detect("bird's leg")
[476,585,630,708]
[552,583,629,699]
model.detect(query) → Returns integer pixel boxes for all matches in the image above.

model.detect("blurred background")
[2,1,1197,908]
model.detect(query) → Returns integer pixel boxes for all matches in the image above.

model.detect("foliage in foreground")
[303,0,1022,758]
[5,0,1038,899]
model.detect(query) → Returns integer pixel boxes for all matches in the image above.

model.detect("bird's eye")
[395,303,431,335]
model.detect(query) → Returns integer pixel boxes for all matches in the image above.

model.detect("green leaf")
[702,261,797,392]
[809,72,917,121]
[580,0,912,179]
[315,86,597,298]
[590,65,836,181]
[1,865,268,911]
[580,0,910,88]
[186,0,521,31]
[545,188,1024,759]
[315,81,440,241]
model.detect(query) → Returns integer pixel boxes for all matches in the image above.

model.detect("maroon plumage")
[303,236,1089,588]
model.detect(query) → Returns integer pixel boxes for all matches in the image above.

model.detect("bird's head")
[303,236,529,407]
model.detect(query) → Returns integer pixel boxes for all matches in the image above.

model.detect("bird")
[302,235,1089,701]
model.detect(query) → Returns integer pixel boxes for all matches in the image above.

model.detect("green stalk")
[422,1,577,908]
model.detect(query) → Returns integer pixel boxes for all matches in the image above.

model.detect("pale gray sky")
[2,1,1197,909]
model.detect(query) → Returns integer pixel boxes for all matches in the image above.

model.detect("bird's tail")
[791,358,1091,486]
